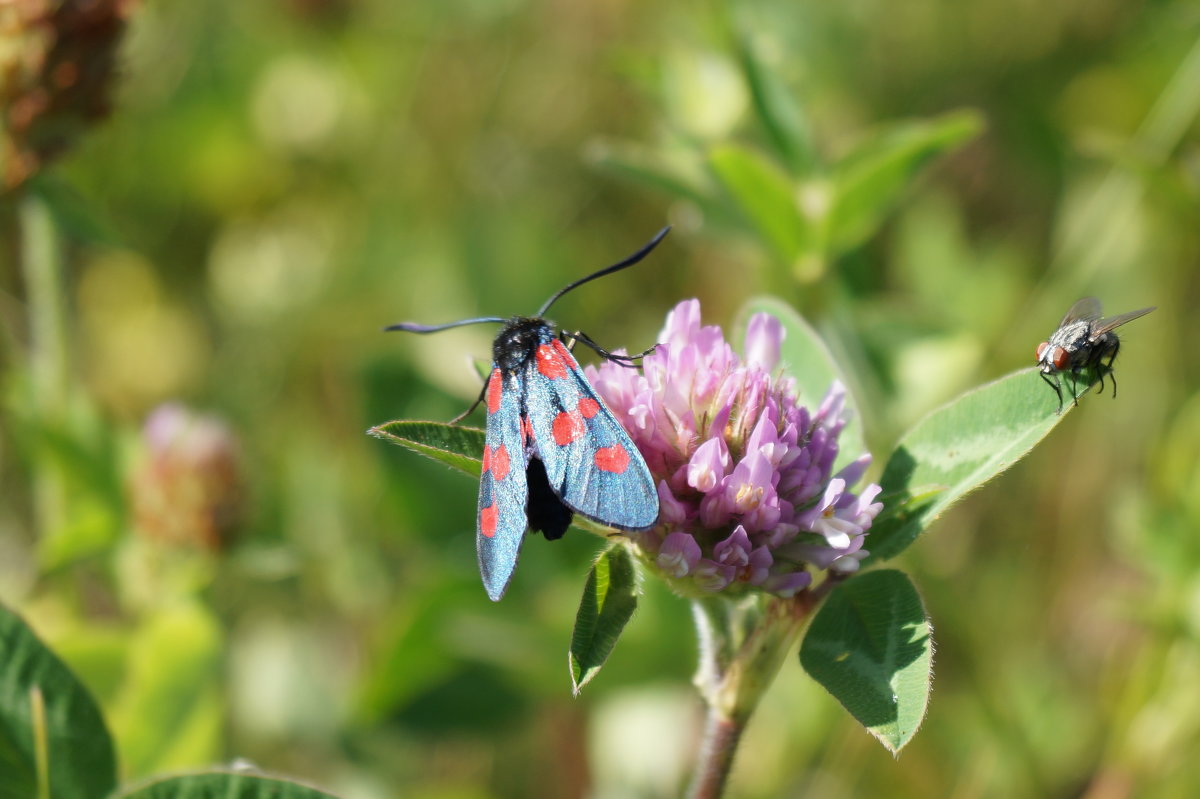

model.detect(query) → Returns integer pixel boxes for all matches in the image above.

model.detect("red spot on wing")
[486,370,503,414]
[594,444,631,474]
[552,339,575,365]
[491,444,510,481]
[552,411,585,446]
[536,344,568,380]
[578,397,600,418]
[480,504,498,538]
[481,445,492,474]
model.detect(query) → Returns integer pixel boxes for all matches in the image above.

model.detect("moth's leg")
[561,330,655,369]
[450,378,489,424]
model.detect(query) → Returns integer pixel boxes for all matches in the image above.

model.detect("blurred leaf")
[733,35,814,175]
[830,110,984,254]
[799,569,931,754]
[390,662,530,736]
[114,772,341,798]
[589,140,715,208]
[0,603,117,799]
[570,544,640,695]
[355,584,464,723]
[708,144,812,262]
[867,368,1072,564]
[368,421,484,477]
[735,296,867,470]
[30,175,122,246]
[109,603,222,777]
[4,399,124,569]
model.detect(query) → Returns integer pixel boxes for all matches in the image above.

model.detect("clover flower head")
[587,300,883,597]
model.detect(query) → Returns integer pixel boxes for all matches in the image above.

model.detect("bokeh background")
[2,1,1199,797]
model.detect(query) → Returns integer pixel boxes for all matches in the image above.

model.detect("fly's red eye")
[1036,341,1049,361]
[1051,347,1069,370]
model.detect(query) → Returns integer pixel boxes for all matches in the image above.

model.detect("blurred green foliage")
[2,1,1199,797]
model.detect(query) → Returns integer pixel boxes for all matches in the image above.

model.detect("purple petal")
[687,437,731,493]
[744,312,785,371]
[713,525,752,567]
[693,559,735,592]
[657,532,701,577]
[763,570,812,597]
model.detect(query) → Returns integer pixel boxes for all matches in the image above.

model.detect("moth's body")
[493,317,550,373]
[387,228,669,600]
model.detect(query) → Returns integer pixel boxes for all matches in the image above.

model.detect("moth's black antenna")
[385,317,507,334]
[536,226,670,317]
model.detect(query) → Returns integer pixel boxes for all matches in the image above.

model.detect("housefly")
[1036,297,1155,413]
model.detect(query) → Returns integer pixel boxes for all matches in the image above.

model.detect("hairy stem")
[686,593,818,798]
[687,708,745,799]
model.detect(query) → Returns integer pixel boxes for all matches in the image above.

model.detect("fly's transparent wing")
[1060,297,1102,326]
[1092,306,1156,337]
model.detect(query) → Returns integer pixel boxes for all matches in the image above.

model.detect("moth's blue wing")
[477,367,530,601]
[524,335,659,531]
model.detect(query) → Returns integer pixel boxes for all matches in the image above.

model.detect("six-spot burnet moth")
[1036,297,1155,413]
[387,228,668,600]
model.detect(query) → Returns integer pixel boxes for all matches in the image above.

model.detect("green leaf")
[0,603,117,799]
[368,420,484,477]
[867,367,1072,564]
[708,144,813,262]
[108,603,223,778]
[733,35,815,175]
[799,569,931,754]
[570,545,640,695]
[830,109,984,254]
[114,771,341,799]
[734,296,867,471]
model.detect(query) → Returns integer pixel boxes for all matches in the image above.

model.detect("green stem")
[686,593,817,799]
[19,192,70,537]
[31,685,50,799]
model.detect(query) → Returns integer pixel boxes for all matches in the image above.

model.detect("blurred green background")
[2,1,1199,797]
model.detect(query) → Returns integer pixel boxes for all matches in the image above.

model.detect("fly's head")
[1038,320,1091,373]
[1035,340,1069,374]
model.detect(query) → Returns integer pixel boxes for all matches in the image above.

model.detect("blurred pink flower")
[131,403,242,551]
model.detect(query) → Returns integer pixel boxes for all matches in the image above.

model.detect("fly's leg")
[1089,340,1120,398]
[1040,371,1064,414]
[1067,367,1082,408]
[1104,339,1120,398]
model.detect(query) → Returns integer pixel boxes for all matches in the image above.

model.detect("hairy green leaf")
[369,420,484,477]
[114,772,341,799]
[867,367,1072,563]
[570,545,640,695]
[800,570,931,754]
